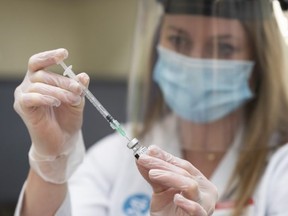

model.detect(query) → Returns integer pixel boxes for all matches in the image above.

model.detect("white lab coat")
[15,115,288,215]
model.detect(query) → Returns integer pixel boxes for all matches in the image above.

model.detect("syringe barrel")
[60,61,125,135]
[82,87,110,118]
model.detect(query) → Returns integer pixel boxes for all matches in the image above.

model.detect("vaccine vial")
[127,138,147,159]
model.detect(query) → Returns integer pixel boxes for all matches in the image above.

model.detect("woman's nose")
[188,45,204,58]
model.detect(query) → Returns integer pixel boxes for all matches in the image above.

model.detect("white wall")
[0,0,137,80]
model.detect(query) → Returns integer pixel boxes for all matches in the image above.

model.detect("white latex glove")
[137,145,218,216]
[14,48,89,183]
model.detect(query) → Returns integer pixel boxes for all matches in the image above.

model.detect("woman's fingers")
[138,154,193,182]
[27,82,82,106]
[147,145,203,177]
[137,146,218,216]
[29,70,82,93]
[174,194,207,216]
[148,167,216,215]
[137,153,200,202]
[28,48,68,72]
[149,169,200,201]
[20,93,61,108]
[20,69,90,106]
[77,72,90,88]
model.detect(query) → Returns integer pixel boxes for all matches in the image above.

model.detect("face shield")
[128,0,287,152]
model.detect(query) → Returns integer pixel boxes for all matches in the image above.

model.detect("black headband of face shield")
[279,0,288,10]
[156,0,274,20]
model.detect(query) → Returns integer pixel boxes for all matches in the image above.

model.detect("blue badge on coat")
[123,193,150,215]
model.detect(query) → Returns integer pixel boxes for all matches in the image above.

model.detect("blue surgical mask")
[153,46,254,123]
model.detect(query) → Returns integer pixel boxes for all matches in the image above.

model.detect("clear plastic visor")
[128,0,284,153]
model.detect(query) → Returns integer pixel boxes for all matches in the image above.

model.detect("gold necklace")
[207,152,217,161]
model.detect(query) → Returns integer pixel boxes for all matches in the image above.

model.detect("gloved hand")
[14,48,89,183]
[137,145,218,216]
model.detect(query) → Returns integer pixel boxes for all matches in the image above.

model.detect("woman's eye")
[217,43,237,58]
[167,35,190,52]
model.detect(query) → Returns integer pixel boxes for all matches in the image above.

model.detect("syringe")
[58,61,147,158]
[58,61,130,140]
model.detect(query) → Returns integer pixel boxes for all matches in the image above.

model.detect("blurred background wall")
[0,0,137,214]
[0,0,137,80]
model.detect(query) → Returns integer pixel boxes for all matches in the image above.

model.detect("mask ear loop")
[273,0,288,42]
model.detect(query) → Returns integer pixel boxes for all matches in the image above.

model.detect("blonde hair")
[231,12,288,216]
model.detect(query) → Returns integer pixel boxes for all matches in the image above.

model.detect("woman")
[14,0,288,215]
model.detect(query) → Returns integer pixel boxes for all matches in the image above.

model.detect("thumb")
[76,72,90,88]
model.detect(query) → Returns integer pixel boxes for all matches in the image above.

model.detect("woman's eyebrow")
[167,25,190,36]
[211,34,241,42]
